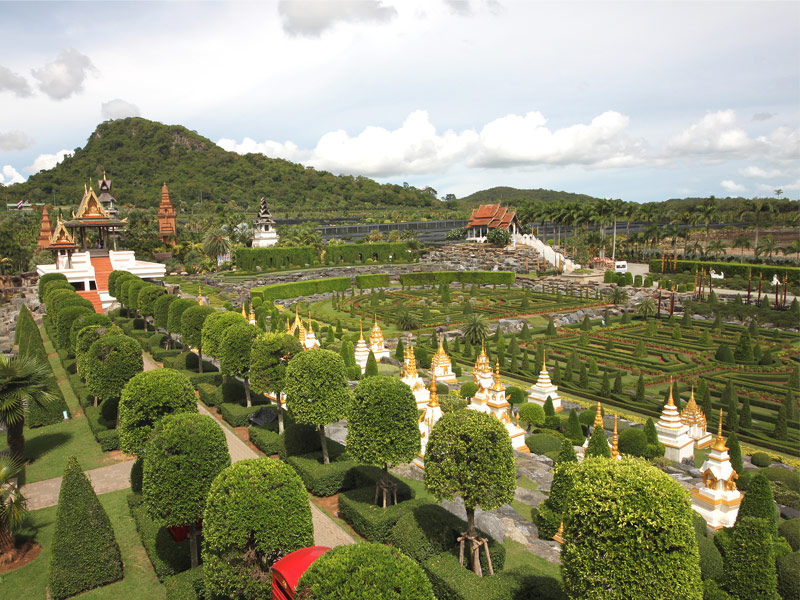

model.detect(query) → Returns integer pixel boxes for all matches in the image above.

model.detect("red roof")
[466,204,520,231]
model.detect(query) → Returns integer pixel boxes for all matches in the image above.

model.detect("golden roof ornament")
[241,304,247,319]
[197,285,203,305]
[428,373,439,408]
[405,345,418,378]
[491,359,505,392]
[712,408,728,452]
[285,317,292,334]
[553,521,565,544]
[680,387,707,427]
[593,402,604,429]
[249,310,256,324]
[541,348,547,373]
[307,311,314,334]
[359,320,364,341]
[667,376,675,407]
[432,335,450,368]
[611,415,620,458]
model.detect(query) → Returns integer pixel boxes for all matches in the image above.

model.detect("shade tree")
[249,332,303,433]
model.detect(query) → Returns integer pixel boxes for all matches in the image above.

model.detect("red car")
[272,546,331,599]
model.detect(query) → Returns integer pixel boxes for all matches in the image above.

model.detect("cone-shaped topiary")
[715,343,735,364]
[586,423,611,458]
[727,432,744,476]
[556,437,578,464]
[723,516,778,600]
[565,409,584,444]
[735,472,777,534]
[543,396,555,417]
[364,350,379,377]
[48,457,122,599]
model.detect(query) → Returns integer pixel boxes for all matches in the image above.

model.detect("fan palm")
[462,314,489,346]
[636,297,657,320]
[732,235,751,259]
[0,353,57,460]
[201,229,231,262]
[697,201,721,252]
[0,455,26,562]
[608,287,628,305]
[756,234,777,258]
[707,240,727,257]
[739,198,773,251]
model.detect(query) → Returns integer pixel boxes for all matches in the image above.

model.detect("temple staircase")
[90,256,113,292]
[77,290,104,313]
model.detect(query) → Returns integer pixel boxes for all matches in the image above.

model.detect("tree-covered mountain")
[0,118,438,218]
[457,186,603,209]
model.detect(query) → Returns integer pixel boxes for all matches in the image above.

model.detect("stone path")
[21,460,135,510]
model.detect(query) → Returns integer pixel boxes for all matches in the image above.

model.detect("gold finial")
[359,319,364,340]
[295,303,299,322]
[492,359,505,392]
[307,310,313,333]
[103,169,106,180]
[667,376,675,407]
[428,373,439,407]
[241,304,247,319]
[541,348,547,372]
[593,402,604,428]
[611,415,620,458]
[197,285,203,305]
[249,310,256,324]
[712,408,728,452]
[553,521,565,544]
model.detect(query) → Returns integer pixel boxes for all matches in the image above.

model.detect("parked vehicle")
[615,261,628,274]
[272,546,331,599]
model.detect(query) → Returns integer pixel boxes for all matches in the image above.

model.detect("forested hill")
[0,118,437,217]
[457,186,602,209]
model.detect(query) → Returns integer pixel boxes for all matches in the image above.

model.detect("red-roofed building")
[465,204,521,241]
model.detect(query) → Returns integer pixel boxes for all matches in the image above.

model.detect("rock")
[391,463,424,481]
[533,454,554,467]
[514,487,546,508]
[439,498,506,543]
[380,356,402,367]
[780,505,800,520]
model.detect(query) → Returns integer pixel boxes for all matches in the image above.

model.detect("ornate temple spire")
[241,304,247,319]
[249,310,256,325]
[593,402,604,428]
[307,310,314,333]
[667,376,675,407]
[541,348,547,373]
[491,359,505,392]
[712,409,728,452]
[428,373,439,407]
[680,386,707,427]
[405,345,418,378]
[611,415,620,459]
[359,319,364,340]
[286,317,292,334]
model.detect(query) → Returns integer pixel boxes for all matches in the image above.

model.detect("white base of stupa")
[252,232,278,248]
[659,436,695,463]
[691,488,741,529]
[691,432,714,449]
[527,389,562,411]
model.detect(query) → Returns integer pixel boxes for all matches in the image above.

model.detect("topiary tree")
[424,410,515,576]
[618,427,648,457]
[55,305,93,350]
[546,319,557,336]
[48,456,122,599]
[296,542,435,600]
[249,332,303,434]
[118,369,198,456]
[459,381,478,400]
[284,349,350,465]
[202,458,314,600]
[734,329,754,363]
[219,322,260,407]
[561,457,703,599]
[180,304,215,372]
[106,270,133,299]
[586,422,611,458]
[537,459,578,539]
[137,285,166,326]
[519,402,545,431]
[726,432,744,475]
[347,376,419,507]
[600,371,611,397]
[38,272,68,301]
[69,312,111,355]
[557,437,578,464]
[564,409,584,444]
[84,334,143,407]
[75,325,105,380]
[126,278,147,315]
[167,298,196,341]
[201,310,246,360]
[143,413,230,568]
[722,379,739,433]
[740,394,752,429]
[394,338,405,361]
[153,293,178,334]
[364,349,379,377]
[723,516,778,600]
[735,472,778,534]
[715,343,735,363]
[777,550,800,600]
[773,402,787,440]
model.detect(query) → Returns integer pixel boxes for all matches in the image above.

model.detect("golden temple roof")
[48,217,77,247]
[404,345,418,378]
[711,408,728,452]
[473,342,491,375]
[680,387,707,427]
[74,185,109,220]
[369,315,384,346]
[431,336,451,368]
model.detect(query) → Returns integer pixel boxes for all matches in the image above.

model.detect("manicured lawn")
[2,489,165,599]
[0,418,116,484]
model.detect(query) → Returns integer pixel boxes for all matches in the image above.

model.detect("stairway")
[77,290,104,314]
[90,256,113,292]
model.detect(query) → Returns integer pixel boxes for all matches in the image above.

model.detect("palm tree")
[707,240,726,258]
[201,229,231,262]
[608,287,628,305]
[462,314,489,346]
[697,202,721,252]
[756,234,777,259]
[610,199,626,261]
[636,297,657,320]
[780,239,800,263]
[732,234,751,259]
[0,455,26,562]
[739,198,773,252]
[0,353,57,460]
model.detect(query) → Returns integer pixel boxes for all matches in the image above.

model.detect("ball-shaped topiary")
[561,457,703,599]
[84,334,143,404]
[219,322,260,406]
[143,412,230,568]
[41,279,73,303]
[153,294,178,331]
[180,304,215,353]
[519,402,545,431]
[777,550,800,600]
[107,270,134,299]
[69,312,111,355]
[137,285,166,318]
[126,278,147,311]
[38,272,68,301]
[347,375,419,505]
[118,369,197,455]
[201,310,246,359]
[750,451,772,468]
[779,518,800,552]
[424,410,515,573]
[618,427,648,457]
[296,542,435,600]
[459,381,478,399]
[202,458,314,600]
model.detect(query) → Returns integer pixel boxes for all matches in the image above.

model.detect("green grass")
[0,419,117,485]
[1,489,165,599]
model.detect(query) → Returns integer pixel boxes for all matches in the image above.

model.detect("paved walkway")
[21,460,135,510]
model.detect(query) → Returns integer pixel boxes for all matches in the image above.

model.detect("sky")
[0,0,798,203]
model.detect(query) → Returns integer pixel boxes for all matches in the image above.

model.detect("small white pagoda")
[401,344,430,407]
[581,402,611,456]
[369,316,390,361]
[680,388,713,449]
[303,312,321,350]
[527,350,562,411]
[468,357,528,451]
[692,410,742,529]
[414,374,444,469]
[354,321,371,373]
[430,335,457,383]
[656,380,695,463]
[252,197,278,248]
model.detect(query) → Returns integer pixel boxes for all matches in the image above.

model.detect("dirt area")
[0,542,42,574]
[105,449,135,463]
[232,426,261,454]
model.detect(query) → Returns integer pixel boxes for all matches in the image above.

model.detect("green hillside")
[0,118,437,217]
[458,186,602,209]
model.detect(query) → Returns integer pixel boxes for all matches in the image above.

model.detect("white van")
[614,261,628,274]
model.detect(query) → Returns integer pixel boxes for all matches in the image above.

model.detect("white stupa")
[527,350,562,411]
[368,316,391,361]
[692,410,742,529]
[252,197,278,248]
[430,335,457,383]
[354,320,371,373]
[467,358,528,451]
[656,380,695,463]
[401,344,430,407]
[414,374,444,469]
[680,388,713,449]
[303,312,321,350]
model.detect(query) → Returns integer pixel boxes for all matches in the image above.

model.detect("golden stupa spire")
[492,359,505,391]
[307,310,313,333]
[197,285,203,305]
[667,376,675,407]
[359,319,364,340]
[249,310,256,324]
[286,316,292,334]
[553,520,565,544]
[712,408,728,452]
[541,348,547,372]
[428,373,439,407]
[241,304,247,319]
[593,402,604,428]
[611,415,620,458]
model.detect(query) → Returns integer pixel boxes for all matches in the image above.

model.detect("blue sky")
[0,0,798,202]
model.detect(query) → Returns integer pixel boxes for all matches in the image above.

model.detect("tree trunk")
[244,377,251,408]
[464,506,482,576]
[611,219,617,261]
[7,419,24,460]
[0,517,15,560]
[198,351,203,373]
[754,221,759,253]
[319,425,329,465]
[277,393,285,434]
[189,523,199,569]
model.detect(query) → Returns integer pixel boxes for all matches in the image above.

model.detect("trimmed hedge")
[325,242,409,265]
[56,304,94,350]
[164,567,204,600]
[250,276,351,301]
[197,382,222,407]
[234,245,317,271]
[49,456,123,599]
[649,259,800,284]
[248,425,286,458]
[355,273,391,289]
[127,493,191,580]
[218,402,262,427]
[338,486,421,543]
[38,272,68,301]
[398,271,516,287]
[285,444,357,496]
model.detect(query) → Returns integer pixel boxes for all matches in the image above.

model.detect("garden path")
[21,459,135,510]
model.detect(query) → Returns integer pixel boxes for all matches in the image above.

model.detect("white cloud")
[0,165,25,186]
[740,166,782,179]
[720,179,746,194]
[471,110,647,168]
[216,137,308,162]
[757,126,800,160]
[0,65,32,97]
[31,48,95,100]
[752,112,775,121]
[101,99,140,120]
[667,110,752,156]
[278,0,396,37]
[0,131,34,151]
[24,149,71,175]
